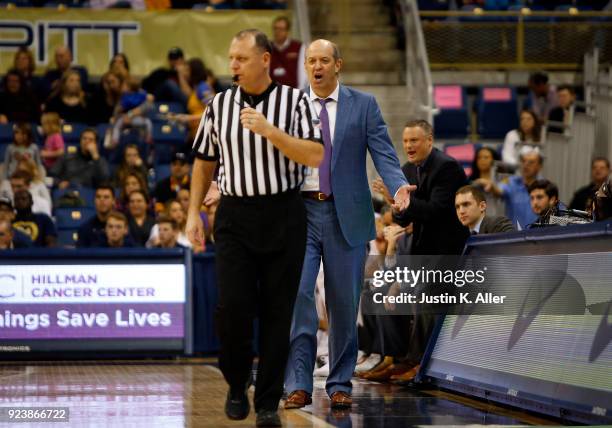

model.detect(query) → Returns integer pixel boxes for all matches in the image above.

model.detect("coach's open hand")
[240,107,272,138]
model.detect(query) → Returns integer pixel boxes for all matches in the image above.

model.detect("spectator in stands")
[0,197,32,248]
[570,157,611,212]
[12,47,44,101]
[42,46,88,101]
[0,169,51,216]
[89,71,124,124]
[153,151,190,209]
[469,146,504,216]
[113,144,149,187]
[528,179,566,227]
[525,71,558,122]
[101,211,133,248]
[0,69,40,124]
[502,110,542,168]
[2,122,43,180]
[0,219,21,250]
[142,47,188,105]
[152,215,185,249]
[146,199,193,249]
[594,172,612,221]
[40,112,65,171]
[44,69,90,124]
[455,185,514,234]
[548,85,577,133]
[126,189,155,246]
[108,78,154,151]
[51,128,110,189]
[177,188,190,214]
[77,184,115,248]
[479,147,543,229]
[270,16,305,89]
[117,171,149,213]
[171,58,215,140]
[12,189,57,247]
[109,53,130,84]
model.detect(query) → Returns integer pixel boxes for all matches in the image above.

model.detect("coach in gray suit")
[455,185,514,234]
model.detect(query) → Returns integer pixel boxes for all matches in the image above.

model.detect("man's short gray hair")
[234,29,272,54]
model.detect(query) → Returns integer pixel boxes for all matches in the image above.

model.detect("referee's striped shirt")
[192,82,321,197]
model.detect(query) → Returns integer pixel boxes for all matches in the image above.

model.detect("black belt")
[302,191,333,201]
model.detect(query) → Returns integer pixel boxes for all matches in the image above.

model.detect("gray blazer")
[479,215,515,234]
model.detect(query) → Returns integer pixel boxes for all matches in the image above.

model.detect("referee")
[186,29,323,427]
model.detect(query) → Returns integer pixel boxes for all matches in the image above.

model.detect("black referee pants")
[213,189,307,412]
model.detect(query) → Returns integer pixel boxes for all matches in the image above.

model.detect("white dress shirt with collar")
[303,83,340,192]
[471,215,485,234]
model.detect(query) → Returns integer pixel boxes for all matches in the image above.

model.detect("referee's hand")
[240,107,272,137]
[186,212,205,248]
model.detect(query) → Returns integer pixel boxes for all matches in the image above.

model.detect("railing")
[292,0,311,47]
[401,0,435,123]
[419,10,612,70]
[584,48,612,160]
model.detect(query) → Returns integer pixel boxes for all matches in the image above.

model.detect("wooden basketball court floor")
[0,359,560,427]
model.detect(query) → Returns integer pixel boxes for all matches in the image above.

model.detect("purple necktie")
[318,98,332,196]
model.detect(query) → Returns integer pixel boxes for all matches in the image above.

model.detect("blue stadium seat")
[154,163,172,182]
[433,85,470,139]
[507,4,550,21]
[0,123,13,144]
[61,122,88,144]
[417,0,449,11]
[96,123,110,145]
[152,122,187,164]
[54,207,95,230]
[52,186,95,208]
[57,229,79,247]
[0,143,9,162]
[150,102,186,122]
[444,143,476,177]
[476,86,519,139]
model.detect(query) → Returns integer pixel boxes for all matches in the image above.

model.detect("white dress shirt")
[303,83,340,192]
[471,215,485,234]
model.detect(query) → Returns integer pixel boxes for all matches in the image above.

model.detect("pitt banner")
[0,8,280,77]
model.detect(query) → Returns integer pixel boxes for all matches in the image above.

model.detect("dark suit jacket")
[479,215,515,234]
[394,148,469,255]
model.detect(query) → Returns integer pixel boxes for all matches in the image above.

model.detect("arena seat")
[56,228,79,247]
[444,142,476,177]
[151,102,186,122]
[54,206,95,229]
[152,122,187,164]
[476,86,518,139]
[61,122,88,144]
[52,186,95,208]
[433,85,470,139]
[0,123,13,144]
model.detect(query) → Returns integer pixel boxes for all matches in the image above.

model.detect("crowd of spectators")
[0,43,227,251]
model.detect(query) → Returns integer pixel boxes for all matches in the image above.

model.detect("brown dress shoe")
[363,363,412,382]
[357,356,393,379]
[390,364,421,384]
[330,391,352,409]
[284,390,312,409]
